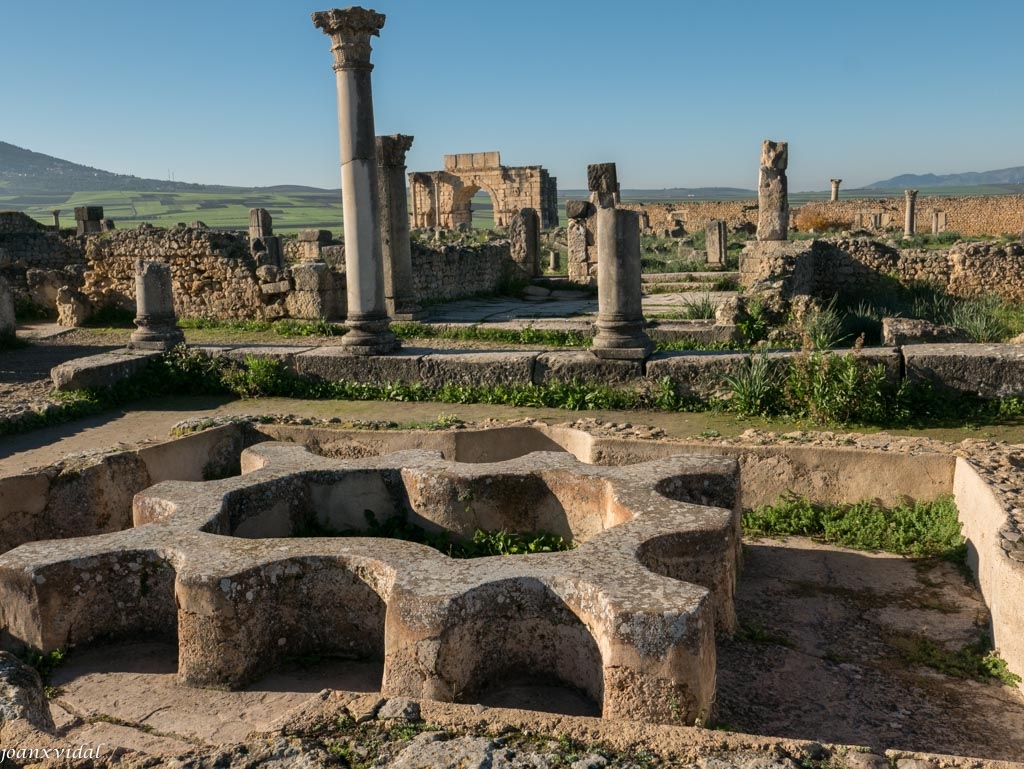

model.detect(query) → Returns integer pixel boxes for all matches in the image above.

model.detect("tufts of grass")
[390,322,588,348]
[742,493,966,561]
[890,632,1022,686]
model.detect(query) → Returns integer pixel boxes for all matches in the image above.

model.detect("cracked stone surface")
[0,443,740,726]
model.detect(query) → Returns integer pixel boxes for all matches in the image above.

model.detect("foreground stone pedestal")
[128,260,184,351]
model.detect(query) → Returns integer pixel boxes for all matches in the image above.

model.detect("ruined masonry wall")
[632,195,1024,237]
[744,238,1024,302]
[410,240,514,302]
[82,226,276,320]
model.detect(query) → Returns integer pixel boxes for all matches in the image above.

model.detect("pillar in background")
[706,219,727,265]
[588,163,652,361]
[757,140,789,241]
[128,260,184,351]
[376,133,423,320]
[904,189,918,238]
[830,178,842,202]
[313,6,398,354]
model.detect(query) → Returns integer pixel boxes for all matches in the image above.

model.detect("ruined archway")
[409,152,558,231]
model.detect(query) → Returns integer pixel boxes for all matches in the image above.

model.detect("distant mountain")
[867,166,1024,189]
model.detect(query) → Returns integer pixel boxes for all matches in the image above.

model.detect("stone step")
[641,272,738,284]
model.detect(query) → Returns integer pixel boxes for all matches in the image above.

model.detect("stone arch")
[431,578,603,715]
[409,152,558,230]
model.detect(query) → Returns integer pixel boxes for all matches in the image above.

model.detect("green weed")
[743,493,965,561]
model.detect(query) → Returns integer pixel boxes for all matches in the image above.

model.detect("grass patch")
[297,509,574,559]
[888,632,1022,686]
[742,493,966,561]
[390,321,588,348]
[178,317,344,338]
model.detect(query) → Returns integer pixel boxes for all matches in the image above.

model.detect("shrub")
[793,210,853,233]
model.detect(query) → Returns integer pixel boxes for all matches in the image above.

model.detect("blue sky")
[3,1,1022,192]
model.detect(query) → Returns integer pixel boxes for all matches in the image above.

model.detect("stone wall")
[796,195,1024,237]
[627,195,1024,238]
[621,202,758,234]
[0,212,48,235]
[410,239,515,302]
[742,237,1024,303]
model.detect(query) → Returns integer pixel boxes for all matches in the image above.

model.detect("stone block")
[74,206,103,221]
[260,279,292,296]
[291,262,331,292]
[565,199,594,221]
[0,277,15,337]
[296,347,424,383]
[51,351,161,392]
[904,343,1024,398]
[419,351,537,389]
[0,651,56,730]
[882,317,972,346]
[533,351,641,385]
[56,286,91,327]
[587,163,617,194]
[298,229,332,244]
[221,345,316,370]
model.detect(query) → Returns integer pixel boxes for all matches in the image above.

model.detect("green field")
[1,188,346,235]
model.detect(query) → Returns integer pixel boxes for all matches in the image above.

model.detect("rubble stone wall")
[410,240,515,302]
[743,237,1024,302]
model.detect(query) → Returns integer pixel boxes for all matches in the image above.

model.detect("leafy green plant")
[743,493,965,561]
[891,632,1021,686]
[951,296,1011,342]
[737,297,770,346]
[801,296,845,350]
[723,353,778,417]
[680,293,716,320]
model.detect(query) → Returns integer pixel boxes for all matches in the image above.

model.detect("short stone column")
[706,219,727,265]
[904,189,918,237]
[931,209,946,235]
[313,7,398,354]
[588,163,652,361]
[548,250,560,272]
[830,178,842,202]
[376,133,423,320]
[249,208,281,266]
[565,199,596,285]
[0,277,15,341]
[508,207,540,280]
[51,210,61,232]
[757,140,789,241]
[870,212,882,229]
[297,229,332,262]
[128,260,184,351]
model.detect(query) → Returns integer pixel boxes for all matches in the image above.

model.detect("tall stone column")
[588,163,652,361]
[51,210,61,232]
[376,134,423,320]
[830,179,842,202]
[904,189,918,238]
[313,7,397,354]
[757,140,789,241]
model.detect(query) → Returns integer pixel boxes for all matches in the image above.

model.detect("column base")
[128,325,185,352]
[591,318,653,361]
[341,318,401,356]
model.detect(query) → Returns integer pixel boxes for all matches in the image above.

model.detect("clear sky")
[3,1,1022,192]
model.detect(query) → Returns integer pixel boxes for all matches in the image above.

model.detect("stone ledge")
[50,350,162,392]
[533,351,641,385]
[903,343,1024,398]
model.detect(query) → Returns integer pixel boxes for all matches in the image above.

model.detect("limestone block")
[419,351,537,389]
[298,229,332,243]
[882,317,972,346]
[0,651,55,730]
[260,279,292,296]
[533,351,641,385]
[587,164,618,195]
[284,291,328,319]
[51,350,161,392]
[291,262,331,292]
[55,286,91,327]
[296,347,424,383]
[904,343,1024,398]
[0,277,15,337]
[566,200,595,221]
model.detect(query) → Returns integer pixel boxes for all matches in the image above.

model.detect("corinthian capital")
[312,7,386,70]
